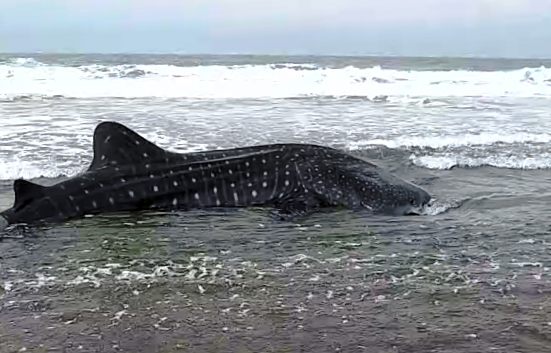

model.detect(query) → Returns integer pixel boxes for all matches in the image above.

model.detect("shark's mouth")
[406,197,436,216]
[405,204,426,216]
[0,215,8,232]
[401,197,435,216]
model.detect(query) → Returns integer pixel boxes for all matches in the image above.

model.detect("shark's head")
[371,179,431,215]
[349,164,431,215]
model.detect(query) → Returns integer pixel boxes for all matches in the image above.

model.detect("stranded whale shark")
[0,122,430,231]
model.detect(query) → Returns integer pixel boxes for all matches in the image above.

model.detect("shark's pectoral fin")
[135,197,155,210]
[88,121,183,171]
[270,203,314,220]
[13,179,46,211]
[271,192,327,219]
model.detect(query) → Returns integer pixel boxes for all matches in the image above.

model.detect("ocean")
[1,53,551,352]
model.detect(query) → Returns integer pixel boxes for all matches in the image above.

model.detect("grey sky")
[1,0,551,57]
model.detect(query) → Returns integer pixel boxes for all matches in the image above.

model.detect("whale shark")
[0,122,430,231]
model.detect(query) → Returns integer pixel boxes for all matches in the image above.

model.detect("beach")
[1,54,551,352]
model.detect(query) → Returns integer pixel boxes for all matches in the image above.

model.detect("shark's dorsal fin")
[89,122,181,170]
[14,179,46,210]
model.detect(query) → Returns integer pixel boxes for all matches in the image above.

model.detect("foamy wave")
[0,159,81,180]
[411,154,551,170]
[349,132,551,149]
[348,131,551,170]
[8,57,43,66]
[1,60,550,98]
[424,199,464,215]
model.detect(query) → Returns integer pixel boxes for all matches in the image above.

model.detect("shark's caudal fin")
[88,122,182,170]
[13,179,46,211]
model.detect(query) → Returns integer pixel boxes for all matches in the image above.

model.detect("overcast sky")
[1,0,551,57]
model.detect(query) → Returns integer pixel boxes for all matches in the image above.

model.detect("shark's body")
[0,122,430,231]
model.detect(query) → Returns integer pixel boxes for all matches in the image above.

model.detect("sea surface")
[1,54,551,352]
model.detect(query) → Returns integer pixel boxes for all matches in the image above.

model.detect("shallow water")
[2,167,551,352]
[1,54,551,352]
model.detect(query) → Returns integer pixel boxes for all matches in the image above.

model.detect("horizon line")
[2,52,551,61]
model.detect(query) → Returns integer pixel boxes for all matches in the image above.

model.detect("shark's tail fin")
[14,179,46,211]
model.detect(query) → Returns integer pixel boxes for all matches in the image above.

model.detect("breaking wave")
[1,58,550,99]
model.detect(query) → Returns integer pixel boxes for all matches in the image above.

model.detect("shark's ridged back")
[89,122,184,170]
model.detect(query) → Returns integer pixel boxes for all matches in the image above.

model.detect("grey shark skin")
[0,122,430,231]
